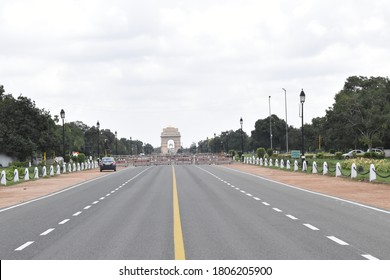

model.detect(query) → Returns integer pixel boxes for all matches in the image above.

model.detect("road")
[0,164,389,260]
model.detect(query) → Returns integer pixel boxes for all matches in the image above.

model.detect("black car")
[100,157,116,172]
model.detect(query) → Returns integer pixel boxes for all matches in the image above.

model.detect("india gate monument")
[161,126,181,155]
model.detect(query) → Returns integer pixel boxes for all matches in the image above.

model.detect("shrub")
[335,152,343,160]
[267,148,273,157]
[78,153,86,163]
[317,153,324,159]
[256,147,266,159]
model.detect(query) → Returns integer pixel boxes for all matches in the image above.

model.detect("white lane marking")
[15,241,34,251]
[111,191,115,193]
[262,202,270,206]
[93,201,99,204]
[246,193,253,197]
[303,224,319,230]
[286,214,298,220]
[231,185,235,188]
[84,205,92,210]
[327,236,349,245]
[73,211,82,216]
[222,166,390,215]
[240,190,246,194]
[226,183,231,186]
[362,254,379,260]
[40,228,55,236]
[273,208,282,212]
[235,187,240,190]
[100,197,105,200]
[253,197,261,200]
[106,194,111,197]
[59,219,70,225]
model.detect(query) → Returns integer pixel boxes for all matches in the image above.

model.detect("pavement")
[1,163,389,211]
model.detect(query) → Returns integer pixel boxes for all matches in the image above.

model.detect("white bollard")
[312,161,317,174]
[68,163,72,173]
[280,159,284,169]
[294,160,298,171]
[73,163,76,172]
[14,169,19,182]
[269,158,273,167]
[287,160,291,170]
[24,168,29,181]
[63,163,67,173]
[260,158,263,166]
[370,164,376,182]
[336,162,342,177]
[77,163,81,171]
[323,162,328,175]
[81,162,84,170]
[50,165,54,176]
[275,159,279,167]
[42,166,47,177]
[265,158,268,167]
[302,161,307,172]
[56,165,61,175]
[34,167,39,179]
[1,170,6,185]
[351,163,357,179]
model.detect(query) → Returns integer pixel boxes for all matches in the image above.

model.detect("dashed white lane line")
[286,214,298,220]
[100,197,105,200]
[15,241,34,251]
[84,205,92,210]
[106,194,111,197]
[362,254,379,260]
[246,193,253,197]
[240,190,246,194]
[262,202,270,206]
[303,224,319,231]
[273,208,282,212]
[327,236,349,245]
[93,201,99,204]
[40,228,55,236]
[59,219,70,225]
[253,197,261,200]
[73,211,82,216]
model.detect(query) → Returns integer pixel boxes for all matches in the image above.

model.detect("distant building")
[161,127,181,155]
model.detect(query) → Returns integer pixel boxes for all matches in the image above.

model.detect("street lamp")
[269,96,272,149]
[214,133,216,154]
[240,117,244,160]
[300,89,306,162]
[60,109,65,161]
[96,121,100,159]
[115,131,118,155]
[130,137,132,156]
[282,88,288,153]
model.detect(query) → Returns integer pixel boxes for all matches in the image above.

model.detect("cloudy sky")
[1,0,389,147]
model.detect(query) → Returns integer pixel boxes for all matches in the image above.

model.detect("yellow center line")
[172,165,186,260]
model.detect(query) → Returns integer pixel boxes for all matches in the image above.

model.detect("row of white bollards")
[244,156,377,182]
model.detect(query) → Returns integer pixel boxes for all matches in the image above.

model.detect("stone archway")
[161,127,181,155]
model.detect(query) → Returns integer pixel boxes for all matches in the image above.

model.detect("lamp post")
[115,131,118,155]
[96,121,100,159]
[300,89,306,162]
[60,109,65,160]
[269,96,272,149]
[282,88,288,153]
[129,137,132,156]
[214,133,216,154]
[240,117,244,160]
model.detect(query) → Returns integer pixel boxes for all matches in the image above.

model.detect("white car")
[342,150,364,159]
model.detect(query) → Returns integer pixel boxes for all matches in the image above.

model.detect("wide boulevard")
[0,165,389,260]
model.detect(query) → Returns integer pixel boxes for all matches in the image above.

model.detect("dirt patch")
[224,163,390,211]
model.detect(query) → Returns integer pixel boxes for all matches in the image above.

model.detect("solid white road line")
[15,241,34,251]
[40,228,55,236]
[303,223,319,230]
[327,236,349,245]
[59,219,70,225]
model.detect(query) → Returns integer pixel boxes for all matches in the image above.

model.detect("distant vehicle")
[100,157,116,172]
[342,150,364,159]
[366,148,384,154]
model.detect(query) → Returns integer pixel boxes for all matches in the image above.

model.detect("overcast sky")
[1,0,389,147]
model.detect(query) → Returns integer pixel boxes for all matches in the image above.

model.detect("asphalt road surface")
[1,165,389,260]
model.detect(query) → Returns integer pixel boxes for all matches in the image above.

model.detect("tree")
[251,115,287,151]
[324,76,390,151]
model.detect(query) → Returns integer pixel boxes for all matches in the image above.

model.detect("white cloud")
[1,0,390,147]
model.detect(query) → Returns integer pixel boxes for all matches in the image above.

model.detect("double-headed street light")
[60,109,65,160]
[300,89,306,162]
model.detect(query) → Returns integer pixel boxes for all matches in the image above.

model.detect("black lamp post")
[130,137,132,156]
[300,89,306,161]
[115,131,118,155]
[214,133,216,153]
[240,117,244,160]
[282,88,288,153]
[60,109,65,160]
[96,121,100,158]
